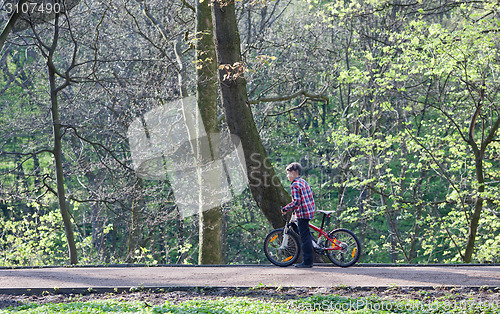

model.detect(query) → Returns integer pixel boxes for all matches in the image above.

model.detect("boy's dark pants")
[298,218,313,265]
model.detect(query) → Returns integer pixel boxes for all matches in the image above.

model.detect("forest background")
[0,0,499,267]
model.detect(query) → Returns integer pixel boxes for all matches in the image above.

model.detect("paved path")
[0,265,499,294]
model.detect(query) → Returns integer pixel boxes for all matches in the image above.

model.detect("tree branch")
[403,125,470,222]
[482,115,500,150]
[248,88,329,105]
[0,0,28,52]
[62,125,135,172]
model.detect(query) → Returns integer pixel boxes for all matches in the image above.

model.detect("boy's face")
[287,169,299,182]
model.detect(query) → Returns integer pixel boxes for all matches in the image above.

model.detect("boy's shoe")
[294,263,313,268]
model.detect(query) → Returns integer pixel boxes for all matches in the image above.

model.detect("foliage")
[1,0,499,265]
[0,208,67,266]
[251,0,500,264]
[1,295,499,313]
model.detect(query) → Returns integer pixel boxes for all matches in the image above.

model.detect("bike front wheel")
[325,228,361,267]
[263,228,301,267]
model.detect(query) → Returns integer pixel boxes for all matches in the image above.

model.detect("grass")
[1,295,499,313]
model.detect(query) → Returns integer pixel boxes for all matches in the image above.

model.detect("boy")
[281,162,315,268]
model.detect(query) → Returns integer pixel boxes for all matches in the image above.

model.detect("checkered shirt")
[283,177,315,220]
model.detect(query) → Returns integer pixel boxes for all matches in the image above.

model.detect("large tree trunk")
[196,0,223,264]
[139,0,225,263]
[211,0,290,229]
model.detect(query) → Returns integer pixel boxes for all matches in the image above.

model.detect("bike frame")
[309,223,341,251]
[265,211,360,267]
[285,212,343,251]
[309,212,342,251]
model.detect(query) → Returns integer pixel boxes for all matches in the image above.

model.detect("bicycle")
[263,209,361,267]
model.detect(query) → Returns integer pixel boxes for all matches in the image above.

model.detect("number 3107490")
[5,2,62,14]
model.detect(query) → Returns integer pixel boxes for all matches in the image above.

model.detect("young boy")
[281,162,315,268]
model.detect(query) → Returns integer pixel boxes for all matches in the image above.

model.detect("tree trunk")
[0,0,27,52]
[381,195,399,263]
[196,0,223,264]
[48,55,78,265]
[211,0,290,229]
[463,110,500,263]
[464,154,484,263]
[126,179,144,263]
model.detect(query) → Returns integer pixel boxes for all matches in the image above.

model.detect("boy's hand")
[280,207,287,215]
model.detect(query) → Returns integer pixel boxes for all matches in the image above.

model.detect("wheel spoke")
[326,229,361,267]
[264,229,300,267]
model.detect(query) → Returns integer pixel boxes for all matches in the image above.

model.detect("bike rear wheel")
[264,228,301,267]
[325,228,361,267]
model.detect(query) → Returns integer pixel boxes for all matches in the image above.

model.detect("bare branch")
[62,125,135,172]
[248,88,329,105]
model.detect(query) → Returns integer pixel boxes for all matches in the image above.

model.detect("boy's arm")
[281,183,301,214]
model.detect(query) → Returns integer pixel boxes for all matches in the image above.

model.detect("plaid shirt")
[283,177,315,220]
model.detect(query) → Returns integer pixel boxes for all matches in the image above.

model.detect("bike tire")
[325,228,361,267]
[263,228,301,267]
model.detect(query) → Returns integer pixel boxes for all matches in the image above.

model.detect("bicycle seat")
[317,210,336,216]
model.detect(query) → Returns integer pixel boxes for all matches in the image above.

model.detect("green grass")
[1,295,499,313]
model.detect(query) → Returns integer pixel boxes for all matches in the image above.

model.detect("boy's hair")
[286,162,302,175]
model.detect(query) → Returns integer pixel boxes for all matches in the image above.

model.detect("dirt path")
[0,265,499,294]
